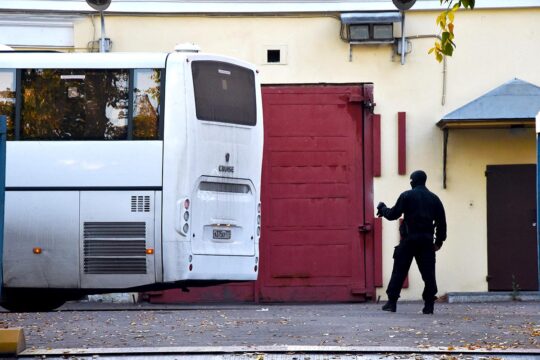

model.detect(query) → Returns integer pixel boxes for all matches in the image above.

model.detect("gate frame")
[536,111,540,291]
[0,116,7,300]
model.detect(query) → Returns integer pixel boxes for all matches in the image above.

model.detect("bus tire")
[1,291,66,312]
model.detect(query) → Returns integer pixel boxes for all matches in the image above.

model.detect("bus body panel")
[4,191,81,288]
[161,52,190,283]
[6,141,163,188]
[191,177,256,256]
[79,191,156,289]
[4,190,159,289]
[185,55,263,259]
[161,53,262,282]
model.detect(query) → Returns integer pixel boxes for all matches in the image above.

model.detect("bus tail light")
[256,202,261,238]
[146,248,154,255]
[176,198,191,236]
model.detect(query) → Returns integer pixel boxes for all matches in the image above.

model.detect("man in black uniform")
[376,170,446,314]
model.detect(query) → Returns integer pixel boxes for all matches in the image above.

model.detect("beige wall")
[74,9,540,299]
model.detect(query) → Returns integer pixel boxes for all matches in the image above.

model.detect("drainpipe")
[99,10,107,53]
[400,12,406,65]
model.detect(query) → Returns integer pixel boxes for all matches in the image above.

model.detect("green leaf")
[441,32,450,45]
[444,42,454,56]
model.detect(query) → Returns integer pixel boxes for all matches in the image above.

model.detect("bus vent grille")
[84,222,146,239]
[131,195,151,212]
[84,240,146,256]
[84,258,147,274]
[83,222,147,274]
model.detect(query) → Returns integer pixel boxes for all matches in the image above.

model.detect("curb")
[19,345,540,357]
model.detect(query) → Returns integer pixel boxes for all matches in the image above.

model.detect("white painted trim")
[0,14,83,47]
[19,345,539,356]
[0,0,539,14]
[0,52,167,68]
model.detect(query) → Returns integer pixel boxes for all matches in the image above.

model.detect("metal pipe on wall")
[405,34,447,106]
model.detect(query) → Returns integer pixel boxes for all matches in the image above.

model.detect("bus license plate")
[213,229,231,240]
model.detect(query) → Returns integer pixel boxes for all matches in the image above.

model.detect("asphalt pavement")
[1,300,539,355]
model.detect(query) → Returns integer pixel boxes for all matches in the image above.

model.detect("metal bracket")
[358,223,372,233]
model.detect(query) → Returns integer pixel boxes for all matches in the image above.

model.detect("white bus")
[0,48,263,311]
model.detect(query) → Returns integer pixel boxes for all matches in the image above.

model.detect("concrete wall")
[73,8,540,299]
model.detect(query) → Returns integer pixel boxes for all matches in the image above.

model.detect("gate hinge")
[362,99,375,112]
[358,223,372,233]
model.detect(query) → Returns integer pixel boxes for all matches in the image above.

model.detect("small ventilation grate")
[83,222,147,274]
[131,196,151,212]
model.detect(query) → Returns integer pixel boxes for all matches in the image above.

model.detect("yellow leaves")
[429,0,474,62]
[436,12,447,28]
[448,9,455,23]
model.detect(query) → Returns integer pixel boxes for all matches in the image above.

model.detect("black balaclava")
[410,170,427,188]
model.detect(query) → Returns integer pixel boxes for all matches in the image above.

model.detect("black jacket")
[380,185,447,246]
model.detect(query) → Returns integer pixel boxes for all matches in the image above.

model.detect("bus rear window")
[192,61,256,126]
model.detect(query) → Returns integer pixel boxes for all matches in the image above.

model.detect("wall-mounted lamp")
[340,12,402,62]
[86,0,112,52]
[340,12,401,44]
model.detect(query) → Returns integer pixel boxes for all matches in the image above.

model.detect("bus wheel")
[1,292,66,312]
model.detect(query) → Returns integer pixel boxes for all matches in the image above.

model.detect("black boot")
[422,302,434,314]
[382,300,397,312]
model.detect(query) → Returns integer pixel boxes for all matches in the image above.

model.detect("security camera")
[86,0,111,11]
[392,0,416,11]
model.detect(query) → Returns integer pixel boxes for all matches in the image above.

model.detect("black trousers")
[386,237,437,303]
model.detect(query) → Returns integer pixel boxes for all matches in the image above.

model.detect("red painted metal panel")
[259,84,372,302]
[374,218,383,287]
[372,114,381,177]
[398,112,406,175]
[144,283,255,303]
[146,84,375,304]
[362,84,375,299]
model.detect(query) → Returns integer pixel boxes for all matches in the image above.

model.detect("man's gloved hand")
[434,242,443,252]
[376,202,386,217]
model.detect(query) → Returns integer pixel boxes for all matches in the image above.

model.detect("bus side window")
[20,69,129,140]
[0,70,16,140]
[132,69,160,140]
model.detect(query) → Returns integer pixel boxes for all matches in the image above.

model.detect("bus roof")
[0,52,168,69]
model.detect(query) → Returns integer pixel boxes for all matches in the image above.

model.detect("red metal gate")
[257,85,373,302]
[146,84,375,303]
